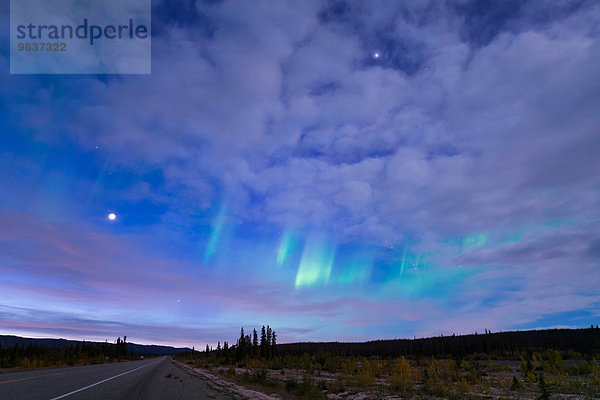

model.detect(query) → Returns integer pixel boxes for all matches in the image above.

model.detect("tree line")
[0,336,131,368]
[276,327,600,359]
[200,325,278,362]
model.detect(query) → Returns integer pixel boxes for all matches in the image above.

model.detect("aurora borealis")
[1,0,599,348]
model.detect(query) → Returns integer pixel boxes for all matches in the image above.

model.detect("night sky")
[1,0,599,348]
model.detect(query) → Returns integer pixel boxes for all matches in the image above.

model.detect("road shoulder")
[173,360,281,400]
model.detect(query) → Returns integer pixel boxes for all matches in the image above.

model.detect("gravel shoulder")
[174,361,282,400]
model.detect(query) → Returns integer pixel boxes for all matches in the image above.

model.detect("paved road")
[0,357,234,400]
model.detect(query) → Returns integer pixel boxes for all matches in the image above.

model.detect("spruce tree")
[252,329,259,357]
[260,325,267,358]
[271,330,277,356]
[237,327,246,360]
[266,325,272,359]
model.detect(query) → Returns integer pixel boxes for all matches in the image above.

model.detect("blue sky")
[1,0,599,348]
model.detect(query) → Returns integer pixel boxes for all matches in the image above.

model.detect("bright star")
[108,213,116,221]
[373,52,380,59]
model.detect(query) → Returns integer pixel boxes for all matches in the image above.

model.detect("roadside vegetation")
[177,326,600,399]
[0,336,136,370]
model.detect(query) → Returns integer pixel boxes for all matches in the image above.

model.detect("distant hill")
[4,327,599,360]
[277,327,600,359]
[0,335,193,356]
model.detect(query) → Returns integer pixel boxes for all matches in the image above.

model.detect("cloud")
[49,0,600,244]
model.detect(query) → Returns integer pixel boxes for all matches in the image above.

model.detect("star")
[373,52,380,59]
[108,213,117,221]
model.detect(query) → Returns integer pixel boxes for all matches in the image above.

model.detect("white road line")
[48,360,160,400]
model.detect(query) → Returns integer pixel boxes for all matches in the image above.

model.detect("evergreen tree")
[239,327,245,345]
[237,327,247,360]
[271,330,277,356]
[239,328,245,352]
[266,325,272,359]
[260,325,267,357]
[252,329,259,357]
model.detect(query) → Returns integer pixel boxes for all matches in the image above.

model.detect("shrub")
[510,375,523,391]
[286,378,299,392]
[323,355,340,373]
[525,370,537,383]
[297,375,325,400]
[300,353,314,373]
[390,356,412,393]
[537,373,551,400]
[466,360,481,384]
[421,379,448,398]
[448,378,471,400]
[542,350,562,373]
[341,360,354,376]
[355,368,374,387]
[246,367,275,387]
[564,377,584,394]
[327,377,346,393]
[253,367,267,382]
[20,357,31,369]
[567,360,592,375]
[593,359,600,388]
[355,360,375,387]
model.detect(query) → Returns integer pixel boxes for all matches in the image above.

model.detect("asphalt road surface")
[0,357,235,400]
